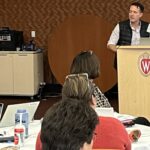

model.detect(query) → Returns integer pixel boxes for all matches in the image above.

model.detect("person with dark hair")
[40,99,99,150]
[70,50,111,108]
[107,1,149,68]
[62,74,131,150]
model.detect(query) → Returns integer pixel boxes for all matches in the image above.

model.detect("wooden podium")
[117,46,150,120]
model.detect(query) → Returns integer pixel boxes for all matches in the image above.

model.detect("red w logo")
[140,58,150,75]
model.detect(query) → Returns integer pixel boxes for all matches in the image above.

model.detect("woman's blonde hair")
[62,73,94,104]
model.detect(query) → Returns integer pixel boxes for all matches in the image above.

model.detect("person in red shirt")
[36,74,131,150]
[94,116,131,149]
[62,73,131,150]
[36,132,42,150]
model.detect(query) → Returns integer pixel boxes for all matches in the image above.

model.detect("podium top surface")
[118,45,150,49]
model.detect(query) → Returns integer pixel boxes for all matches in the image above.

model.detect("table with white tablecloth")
[127,124,150,150]
[115,112,150,150]
[0,118,150,150]
[0,120,41,150]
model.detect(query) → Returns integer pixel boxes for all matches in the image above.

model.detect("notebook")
[139,37,150,45]
[0,101,40,128]
[95,107,114,117]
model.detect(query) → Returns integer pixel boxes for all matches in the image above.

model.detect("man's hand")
[107,44,118,52]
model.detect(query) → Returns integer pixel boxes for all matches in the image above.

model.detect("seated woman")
[36,50,131,150]
[36,74,131,150]
[62,73,131,150]
[70,50,111,108]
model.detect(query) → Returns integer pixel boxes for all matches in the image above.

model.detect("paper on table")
[114,112,136,121]
[95,107,114,117]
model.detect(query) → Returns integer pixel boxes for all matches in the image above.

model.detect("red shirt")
[36,117,131,150]
[93,117,131,150]
[36,131,42,150]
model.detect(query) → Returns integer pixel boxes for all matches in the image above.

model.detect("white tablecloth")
[0,120,41,150]
[0,117,150,150]
[115,112,150,150]
[127,124,150,150]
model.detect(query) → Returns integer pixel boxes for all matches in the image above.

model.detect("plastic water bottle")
[15,109,29,138]
[14,113,25,147]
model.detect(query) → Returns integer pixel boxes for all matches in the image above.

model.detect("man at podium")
[106,1,150,123]
[107,1,149,69]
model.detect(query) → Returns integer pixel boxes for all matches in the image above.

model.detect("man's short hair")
[41,99,99,150]
[130,2,144,12]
